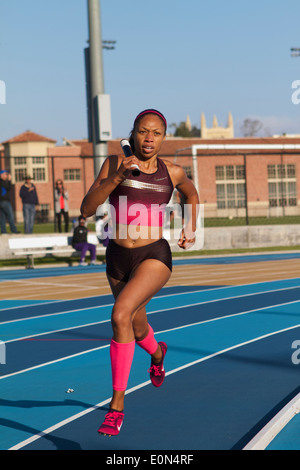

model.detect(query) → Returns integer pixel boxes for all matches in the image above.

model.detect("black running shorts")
[106,238,172,282]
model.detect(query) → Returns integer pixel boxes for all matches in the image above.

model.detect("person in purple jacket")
[72,215,97,266]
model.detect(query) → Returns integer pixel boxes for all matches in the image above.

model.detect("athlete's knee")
[133,321,148,342]
[111,302,133,332]
[133,328,145,342]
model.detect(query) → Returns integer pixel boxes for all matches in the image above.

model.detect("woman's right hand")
[117,156,140,179]
[81,154,140,218]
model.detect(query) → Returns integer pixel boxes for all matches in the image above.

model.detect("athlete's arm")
[168,163,200,249]
[80,154,140,218]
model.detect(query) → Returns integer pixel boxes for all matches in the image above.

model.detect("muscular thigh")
[108,259,171,316]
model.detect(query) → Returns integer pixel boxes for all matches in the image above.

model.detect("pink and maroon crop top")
[109,158,174,227]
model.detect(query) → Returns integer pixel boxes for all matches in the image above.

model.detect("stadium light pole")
[86,0,112,178]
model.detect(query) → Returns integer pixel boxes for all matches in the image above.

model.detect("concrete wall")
[1,225,300,261]
[170,224,300,252]
[200,224,300,251]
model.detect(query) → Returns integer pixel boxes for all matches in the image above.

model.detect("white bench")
[8,234,106,268]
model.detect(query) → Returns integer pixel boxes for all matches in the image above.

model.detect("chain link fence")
[166,151,300,228]
[1,151,300,235]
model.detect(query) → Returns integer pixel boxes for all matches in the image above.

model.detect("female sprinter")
[80,109,199,436]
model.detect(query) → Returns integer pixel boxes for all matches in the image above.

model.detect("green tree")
[172,122,200,137]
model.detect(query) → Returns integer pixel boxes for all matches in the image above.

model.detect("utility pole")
[86,0,112,178]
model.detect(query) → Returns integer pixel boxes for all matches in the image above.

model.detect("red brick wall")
[6,137,300,222]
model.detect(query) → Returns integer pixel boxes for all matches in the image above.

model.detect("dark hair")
[129,109,167,152]
[78,215,86,222]
[55,179,64,190]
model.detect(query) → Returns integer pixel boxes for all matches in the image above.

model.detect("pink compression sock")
[110,339,135,391]
[135,325,158,355]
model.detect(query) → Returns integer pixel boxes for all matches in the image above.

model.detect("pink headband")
[134,109,167,129]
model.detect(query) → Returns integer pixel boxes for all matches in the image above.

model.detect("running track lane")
[2,280,300,375]
[20,325,300,450]
[1,282,300,449]
[0,251,299,282]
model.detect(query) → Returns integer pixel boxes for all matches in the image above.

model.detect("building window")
[13,156,47,182]
[32,156,46,181]
[216,165,246,209]
[32,157,45,164]
[215,166,224,180]
[33,167,46,181]
[14,157,27,165]
[14,168,26,182]
[268,164,297,207]
[14,157,27,182]
[64,169,81,181]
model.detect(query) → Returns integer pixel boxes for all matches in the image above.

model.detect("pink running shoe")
[149,342,167,387]
[98,410,124,436]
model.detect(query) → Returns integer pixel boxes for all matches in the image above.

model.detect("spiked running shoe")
[149,342,167,387]
[98,410,124,436]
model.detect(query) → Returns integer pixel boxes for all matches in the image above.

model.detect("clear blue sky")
[1,0,300,144]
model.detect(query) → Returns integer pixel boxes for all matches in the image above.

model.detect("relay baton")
[120,139,140,177]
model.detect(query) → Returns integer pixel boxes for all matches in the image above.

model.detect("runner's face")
[133,115,166,159]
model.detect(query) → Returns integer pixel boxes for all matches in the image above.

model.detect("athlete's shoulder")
[103,154,124,175]
[161,159,186,184]
[107,154,123,165]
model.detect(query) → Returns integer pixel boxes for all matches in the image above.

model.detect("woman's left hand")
[177,228,196,250]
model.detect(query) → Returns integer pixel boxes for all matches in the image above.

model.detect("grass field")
[13,215,300,234]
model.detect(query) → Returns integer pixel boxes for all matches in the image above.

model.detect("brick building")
[1,131,300,226]
[164,138,300,219]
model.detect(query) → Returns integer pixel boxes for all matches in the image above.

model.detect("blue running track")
[1,253,300,451]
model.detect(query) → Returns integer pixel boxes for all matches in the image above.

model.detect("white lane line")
[243,392,300,450]
[1,277,299,313]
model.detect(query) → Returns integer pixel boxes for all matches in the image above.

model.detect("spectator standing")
[54,179,69,232]
[0,170,19,234]
[72,215,97,266]
[19,175,39,234]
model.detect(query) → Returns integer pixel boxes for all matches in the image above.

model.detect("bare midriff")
[114,224,164,248]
